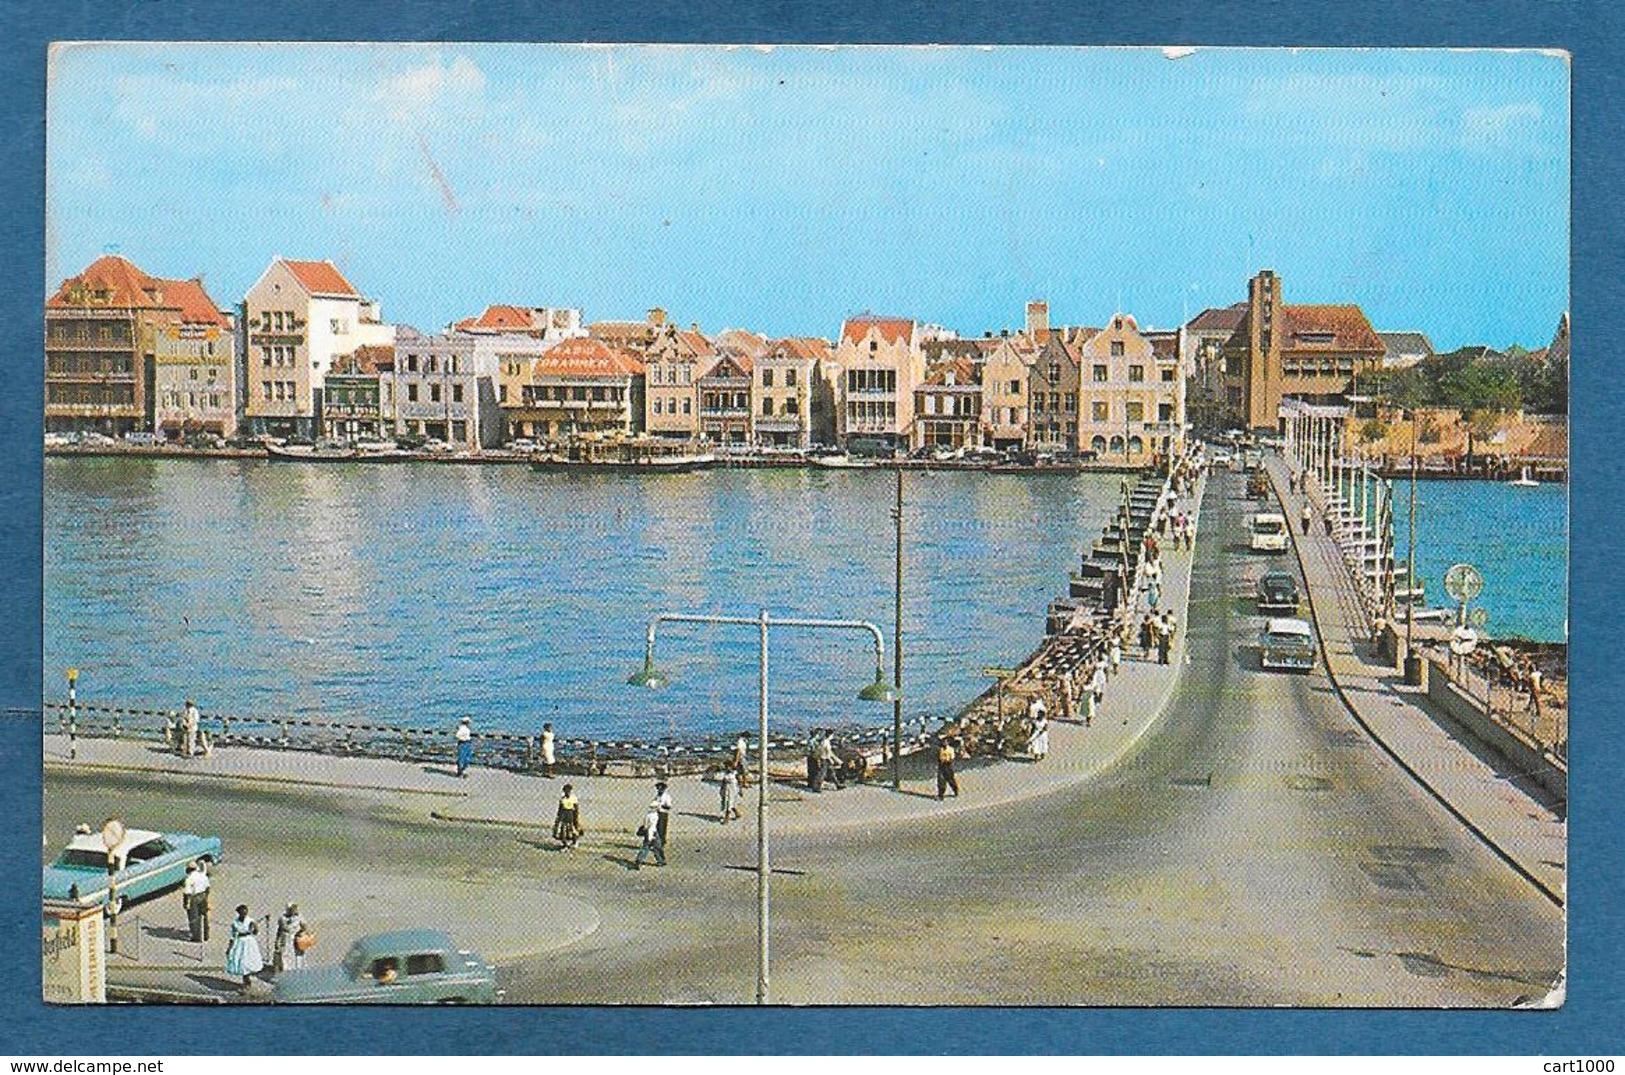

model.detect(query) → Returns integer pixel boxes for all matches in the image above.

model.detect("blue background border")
[2,0,1616,1055]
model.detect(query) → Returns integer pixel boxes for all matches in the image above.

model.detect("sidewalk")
[1264,454,1565,904]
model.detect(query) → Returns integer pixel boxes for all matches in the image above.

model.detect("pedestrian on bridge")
[1087,663,1107,726]
[1109,634,1123,676]
[455,716,474,777]
[935,737,960,800]
[1300,501,1313,535]
[182,698,200,758]
[540,722,557,778]
[554,784,583,849]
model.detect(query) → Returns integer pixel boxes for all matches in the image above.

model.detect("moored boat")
[266,443,414,463]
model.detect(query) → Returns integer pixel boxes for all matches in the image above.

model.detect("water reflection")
[46,459,1122,737]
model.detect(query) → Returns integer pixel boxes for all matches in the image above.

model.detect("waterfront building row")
[51,255,1542,448]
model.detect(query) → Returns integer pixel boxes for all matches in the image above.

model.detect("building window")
[1093,365,1107,382]
[452,384,464,404]
[1092,401,1109,422]
[1161,368,1176,382]
[1009,380,1020,394]
[870,341,878,353]
[1126,401,1145,422]
[332,319,348,334]
[786,397,799,415]
[263,383,273,401]
[682,399,691,415]
[762,398,774,416]
[1158,402,1174,422]
[1064,393,1077,410]
[1129,365,1145,383]
[786,368,798,387]
[762,369,775,388]
[498,385,507,404]
[407,384,419,403]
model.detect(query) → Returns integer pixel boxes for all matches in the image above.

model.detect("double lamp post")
[627,608,898,1006]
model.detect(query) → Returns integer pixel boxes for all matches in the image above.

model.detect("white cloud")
[374,53,487,121]
[1459,102,1542,150]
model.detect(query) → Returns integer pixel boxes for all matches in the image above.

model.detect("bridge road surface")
[653,465,1566,1006]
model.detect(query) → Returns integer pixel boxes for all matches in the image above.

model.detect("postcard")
[40,43,1567,1007]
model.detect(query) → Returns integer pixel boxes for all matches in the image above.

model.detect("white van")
[1249,512,1288,553]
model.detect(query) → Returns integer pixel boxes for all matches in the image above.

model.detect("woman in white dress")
[224,904,264,990]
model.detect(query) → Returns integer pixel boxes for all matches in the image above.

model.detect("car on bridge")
[43,827,222,913]
[1256,571,1301,614]
[1259,617,1317,672]
[1248,511,1289,553]
[272,929,501,1004]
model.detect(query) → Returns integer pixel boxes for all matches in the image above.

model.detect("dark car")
[1256,571,1301,614]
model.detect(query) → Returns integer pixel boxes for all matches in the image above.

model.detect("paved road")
[46,467,1562,1006]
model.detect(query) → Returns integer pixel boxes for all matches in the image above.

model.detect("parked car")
[1256,571,1301,614]
[506,438,539,453]
[43,827,222,913]
[1259,617,1317,672]
[78,431,117,447]
[421,438,454,453]
[44,432,72,447]
[123,431,160,446]
[272,929,501,1004]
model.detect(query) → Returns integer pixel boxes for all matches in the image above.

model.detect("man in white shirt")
[540,722,556,778]
[182,860,211,941]
[455,717,473,777]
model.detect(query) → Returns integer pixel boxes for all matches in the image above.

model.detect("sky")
[46,44,1569,351]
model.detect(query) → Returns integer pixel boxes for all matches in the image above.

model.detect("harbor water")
[46,458,1126,740]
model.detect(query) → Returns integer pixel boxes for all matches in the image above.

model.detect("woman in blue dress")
[225,904,265,990]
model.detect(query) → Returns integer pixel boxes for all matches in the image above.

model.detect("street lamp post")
[891,466,904,791]
[1404,408,1422,684]
[100,817,125,955]
[629,609,896,1005]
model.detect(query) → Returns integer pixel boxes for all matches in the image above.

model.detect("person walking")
[1301,501,1313,535]
[1139,614,1156,659]
[224,905,264,991]
[718,767,741,824]
[1108,634,1123,677]
[1161,611,1179,663]
[1028,710,1049,762]
[181,861,210,942]
[936,737,960,800]
[652,781,674,848]
[553,784,582,849]
[1157,619,1173,665]
[1088,662,1107,726]
[182,698,200,758]
[633,803,665,868]
[806,730,823,792]
[819,729,842,791]
[454,717,473,777]
[732,733,751,788]
[540,722,557,778]
[272,903,305,975]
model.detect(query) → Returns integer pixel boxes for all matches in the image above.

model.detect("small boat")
[1508,466,1540,488]
[529,450,716,474]
[1401,607,1452,624]
[810,453,877,470]
[266,443,413,463]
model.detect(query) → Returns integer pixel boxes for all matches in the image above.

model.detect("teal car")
[43,827,222,913]
[272,930,502,1004]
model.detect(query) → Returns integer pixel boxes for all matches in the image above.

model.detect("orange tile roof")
[48,256,227,326]
[1280,305,1384,353]
[281,259,359,297]
[159,277,229,327]
[455,304,542,332]
[841,315,915,347]
[769,336,833,362]
[536,337,644,378]
[676,328,715,357]
[716,328,769,357]
[922,356,980,387]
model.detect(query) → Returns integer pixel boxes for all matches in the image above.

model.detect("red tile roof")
[281,259,359,297]
[48,256,227,326]
[769,336,833,362]
[536,337,644,378]
[455,304,542,332]
[715,328,769,357]
[1280,304,1384,353]
[841,315,915,347]
[922,356,979,387]
[160,277,229,327]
